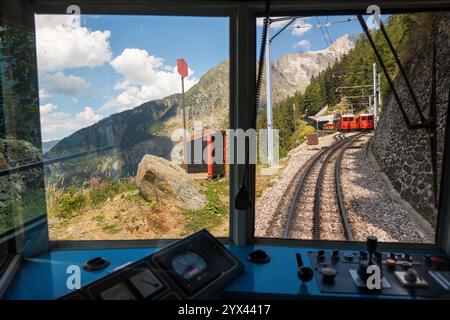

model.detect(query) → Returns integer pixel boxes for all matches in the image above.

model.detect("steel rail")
[282,133,344,238]
[334,133,365,241]
[312,137,349,240]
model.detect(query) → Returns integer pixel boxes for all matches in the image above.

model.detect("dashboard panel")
[60,230,244,300]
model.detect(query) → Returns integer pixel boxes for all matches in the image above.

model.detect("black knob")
[83,257,110,272]
[317,250,325,260]
[321,267,337,282]
[248,250,270,264]
[332,250,340,260]
[405,269,418,284]
[298,266,314,283]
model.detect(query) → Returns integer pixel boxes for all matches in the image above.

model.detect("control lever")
[366,236,378,265]
[296,253,314,283]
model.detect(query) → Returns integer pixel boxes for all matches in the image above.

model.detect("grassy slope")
[48,177,229,240]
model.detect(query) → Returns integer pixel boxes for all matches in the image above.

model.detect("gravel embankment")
[341,135,433,243]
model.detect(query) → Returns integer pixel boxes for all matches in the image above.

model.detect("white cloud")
[40,103,58,114]
[110,48,164,85]
[35,14,112,73]
[75,107,102,124]
[104,48,198,112]
[293,40,311,50]
[292,21,313,36]
[40,105,103,140]
[41,72,89,97]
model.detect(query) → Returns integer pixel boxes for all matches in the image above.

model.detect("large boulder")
[136,154,206,211]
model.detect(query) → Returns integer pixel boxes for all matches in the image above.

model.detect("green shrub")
[102,223,120,234]
[288,122,316,150]
[46,178,138,219]
[48,186,87,218]
[124,192,145,203]
[182,179,229,233]
[203,180,228,216]
[89,178,138,206]
[148,123,164,135]
[91,214,105,223]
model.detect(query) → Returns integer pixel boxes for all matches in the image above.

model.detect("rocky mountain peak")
[273,34,356,95]
[320,34,356,57]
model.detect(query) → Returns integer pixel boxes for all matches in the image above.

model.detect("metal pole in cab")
[177,58,189,172]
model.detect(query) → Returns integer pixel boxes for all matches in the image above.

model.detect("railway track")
[273,132,364,240]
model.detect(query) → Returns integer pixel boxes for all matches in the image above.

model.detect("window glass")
[0,240,8,270]
[34,14,230,240]
[1,19,47,247]
[254,12,449,243]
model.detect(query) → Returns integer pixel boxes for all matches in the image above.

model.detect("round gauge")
[171,251,207,280]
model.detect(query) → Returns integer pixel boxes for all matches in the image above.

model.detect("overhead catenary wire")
[316,16,332,49]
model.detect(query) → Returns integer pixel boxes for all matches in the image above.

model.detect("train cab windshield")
[1,0,450,306]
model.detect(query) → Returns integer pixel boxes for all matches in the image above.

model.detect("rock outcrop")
[372,12,450,226]
[136,154,206,211]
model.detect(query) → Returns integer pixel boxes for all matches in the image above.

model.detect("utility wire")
[316,16,332,49]
[324,17,338,59]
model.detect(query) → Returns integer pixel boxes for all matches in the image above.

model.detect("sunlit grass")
[46,177,143,219]
[182,178,229,233]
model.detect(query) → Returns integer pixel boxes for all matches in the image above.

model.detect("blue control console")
[5,238,450,300]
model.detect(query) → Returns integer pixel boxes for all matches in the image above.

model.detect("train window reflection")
[0,20,47,242]
[255,12,449,243]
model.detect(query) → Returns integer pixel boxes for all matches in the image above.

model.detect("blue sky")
[257,15,389,60]
[35,14,384,142]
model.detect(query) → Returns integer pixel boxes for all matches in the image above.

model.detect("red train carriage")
[355,114,375,131]
[183,129,226,179]
[333,115,356,131]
